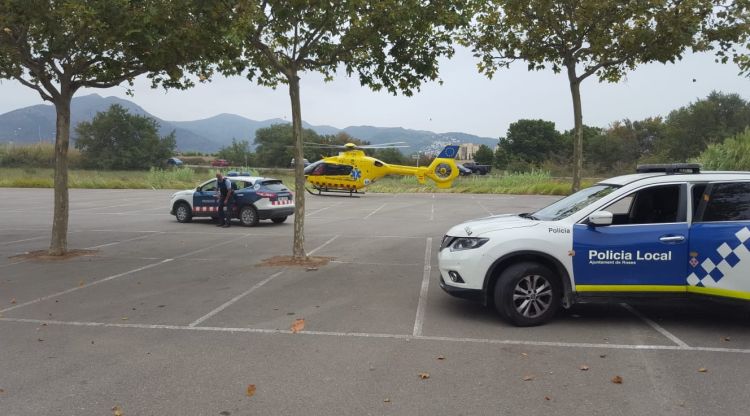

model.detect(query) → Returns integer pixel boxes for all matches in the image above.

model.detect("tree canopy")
[464,0,720,191]
[74,104,175,170]
[227,0,469,258]
[0,0,233,255]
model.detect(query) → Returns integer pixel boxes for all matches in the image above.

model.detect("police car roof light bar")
[636,163,701,175]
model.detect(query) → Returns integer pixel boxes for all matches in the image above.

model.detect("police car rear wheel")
[494,262,560,326]
[240,205,259,227]
[271,217,287,224]
[175,202,192,223]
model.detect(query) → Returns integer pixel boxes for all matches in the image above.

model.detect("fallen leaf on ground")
[246,384,256,397]
[10,298,16,304]
[418,372,430,380]
[37,338,43,342]
[290,318,305,333]
[722,336,731,342]
[611,375,623,384]
[306,267,318,271]
[79,280,84,287]
[522,375,535,381]
[544,396,551,401]
[112,405,123,416]
[437,355,445,360]
[599,354,607,358]
[698,368,708,373]
[580,365,589,371]
[0,388,5,393]
[521,352,528,357]
[383,398,391,403]
[121,317,128,321]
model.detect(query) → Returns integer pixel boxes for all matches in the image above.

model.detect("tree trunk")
[288,71,307,259]
[49,93,72,256]
[566,64,584,193]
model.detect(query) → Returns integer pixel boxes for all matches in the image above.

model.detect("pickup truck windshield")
[532,184,619,221]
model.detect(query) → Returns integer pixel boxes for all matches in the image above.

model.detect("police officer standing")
[215,171,233,227]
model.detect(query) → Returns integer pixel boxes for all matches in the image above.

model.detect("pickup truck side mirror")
[588,210,613,226]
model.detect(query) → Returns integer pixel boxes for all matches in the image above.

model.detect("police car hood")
[447,214,539,237]
[171,189,193,198]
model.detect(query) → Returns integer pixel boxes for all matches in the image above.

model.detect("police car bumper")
[439,274,484,302]
[258,206,295,219]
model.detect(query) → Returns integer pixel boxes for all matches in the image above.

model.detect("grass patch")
[0,167,590,195]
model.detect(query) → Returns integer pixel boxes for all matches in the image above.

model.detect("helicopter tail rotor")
[423,145,460,188]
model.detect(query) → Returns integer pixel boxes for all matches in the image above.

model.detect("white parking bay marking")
[621,303,691,348]
[412,237,432,337]
[84,232,163,250]
[364,203,387,219]
[188,270,286,327]
[0,234,251,314]
[4,317,750,354]
[0,235,48,246]
[189,235,340,327]
[307,235,340,256]
[0,259,173,314]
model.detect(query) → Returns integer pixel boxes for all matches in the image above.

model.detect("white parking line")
[189,235,344,327]
[0,234,251,314]
[430,203,434,221]
[478,201,494,216]
[84,232,163,250]
[364,203,387,219]
[412,237,432,337]
[0,235,48,246]
[307,235,340,256]
[306,202,343,217]
[2,317,750,354]
[189,270,286,327]
[0,259,173,314]
[621,303,691,348]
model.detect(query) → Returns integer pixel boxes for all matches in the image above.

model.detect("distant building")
[458,143,481,161]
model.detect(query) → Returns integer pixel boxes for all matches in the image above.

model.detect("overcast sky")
[0,47,747,139]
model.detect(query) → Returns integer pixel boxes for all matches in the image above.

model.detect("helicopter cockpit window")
[304,161,352,176]
[323,164,353,176]
[304,160,324,175]
[373,160,384,167]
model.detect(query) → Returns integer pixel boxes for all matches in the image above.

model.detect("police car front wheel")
[494,262,561,327]
[240,205,259,227]
[175,202,192,223]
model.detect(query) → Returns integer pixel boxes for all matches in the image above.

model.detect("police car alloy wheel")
[271,216,287,224]
[494,262,561,327]
[240,205,259,227]
[175,202,192,223]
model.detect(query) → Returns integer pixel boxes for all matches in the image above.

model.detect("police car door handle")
[659,235,685,243]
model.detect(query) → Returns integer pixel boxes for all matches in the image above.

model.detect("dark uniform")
[217,176,233,227]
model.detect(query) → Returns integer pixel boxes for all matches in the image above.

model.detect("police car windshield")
[532,185,619,221]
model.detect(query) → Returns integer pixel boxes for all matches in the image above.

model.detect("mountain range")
[0,94,498,153]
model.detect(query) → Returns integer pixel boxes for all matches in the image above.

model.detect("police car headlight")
[450,237,489,252]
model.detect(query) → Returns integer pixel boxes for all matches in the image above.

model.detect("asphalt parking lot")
[1,188,750,416]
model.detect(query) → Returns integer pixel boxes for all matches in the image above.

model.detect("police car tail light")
[450,237,489,252]
[256,191,275,198]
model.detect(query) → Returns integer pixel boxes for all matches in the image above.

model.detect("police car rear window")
[532,185,619,221]
[260,180,287,192]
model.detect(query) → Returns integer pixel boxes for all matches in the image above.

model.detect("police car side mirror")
[196,186,200,192]
[588,210,613,226]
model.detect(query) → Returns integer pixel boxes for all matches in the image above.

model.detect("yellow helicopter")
[303,142,460,195]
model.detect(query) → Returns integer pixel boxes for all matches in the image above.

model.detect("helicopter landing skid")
[305,186,363,197]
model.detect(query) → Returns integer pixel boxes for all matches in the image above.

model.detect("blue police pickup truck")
[169,173,294,226]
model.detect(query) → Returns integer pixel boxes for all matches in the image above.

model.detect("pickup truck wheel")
[239,205,259,227]
[493,262,560,327]
[271,216,287,224]
[175,202,192,223]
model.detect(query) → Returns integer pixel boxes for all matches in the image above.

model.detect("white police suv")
[169,173,294,226]
[439,164,750,326]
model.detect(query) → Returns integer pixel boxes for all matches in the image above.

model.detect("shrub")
[696,128,750,171]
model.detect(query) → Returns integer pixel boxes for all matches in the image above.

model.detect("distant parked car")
[462,162,492,175]
[456,164,473,176]
[290,158,310,168]
[167,157,183,167]
[211,159,229,167]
